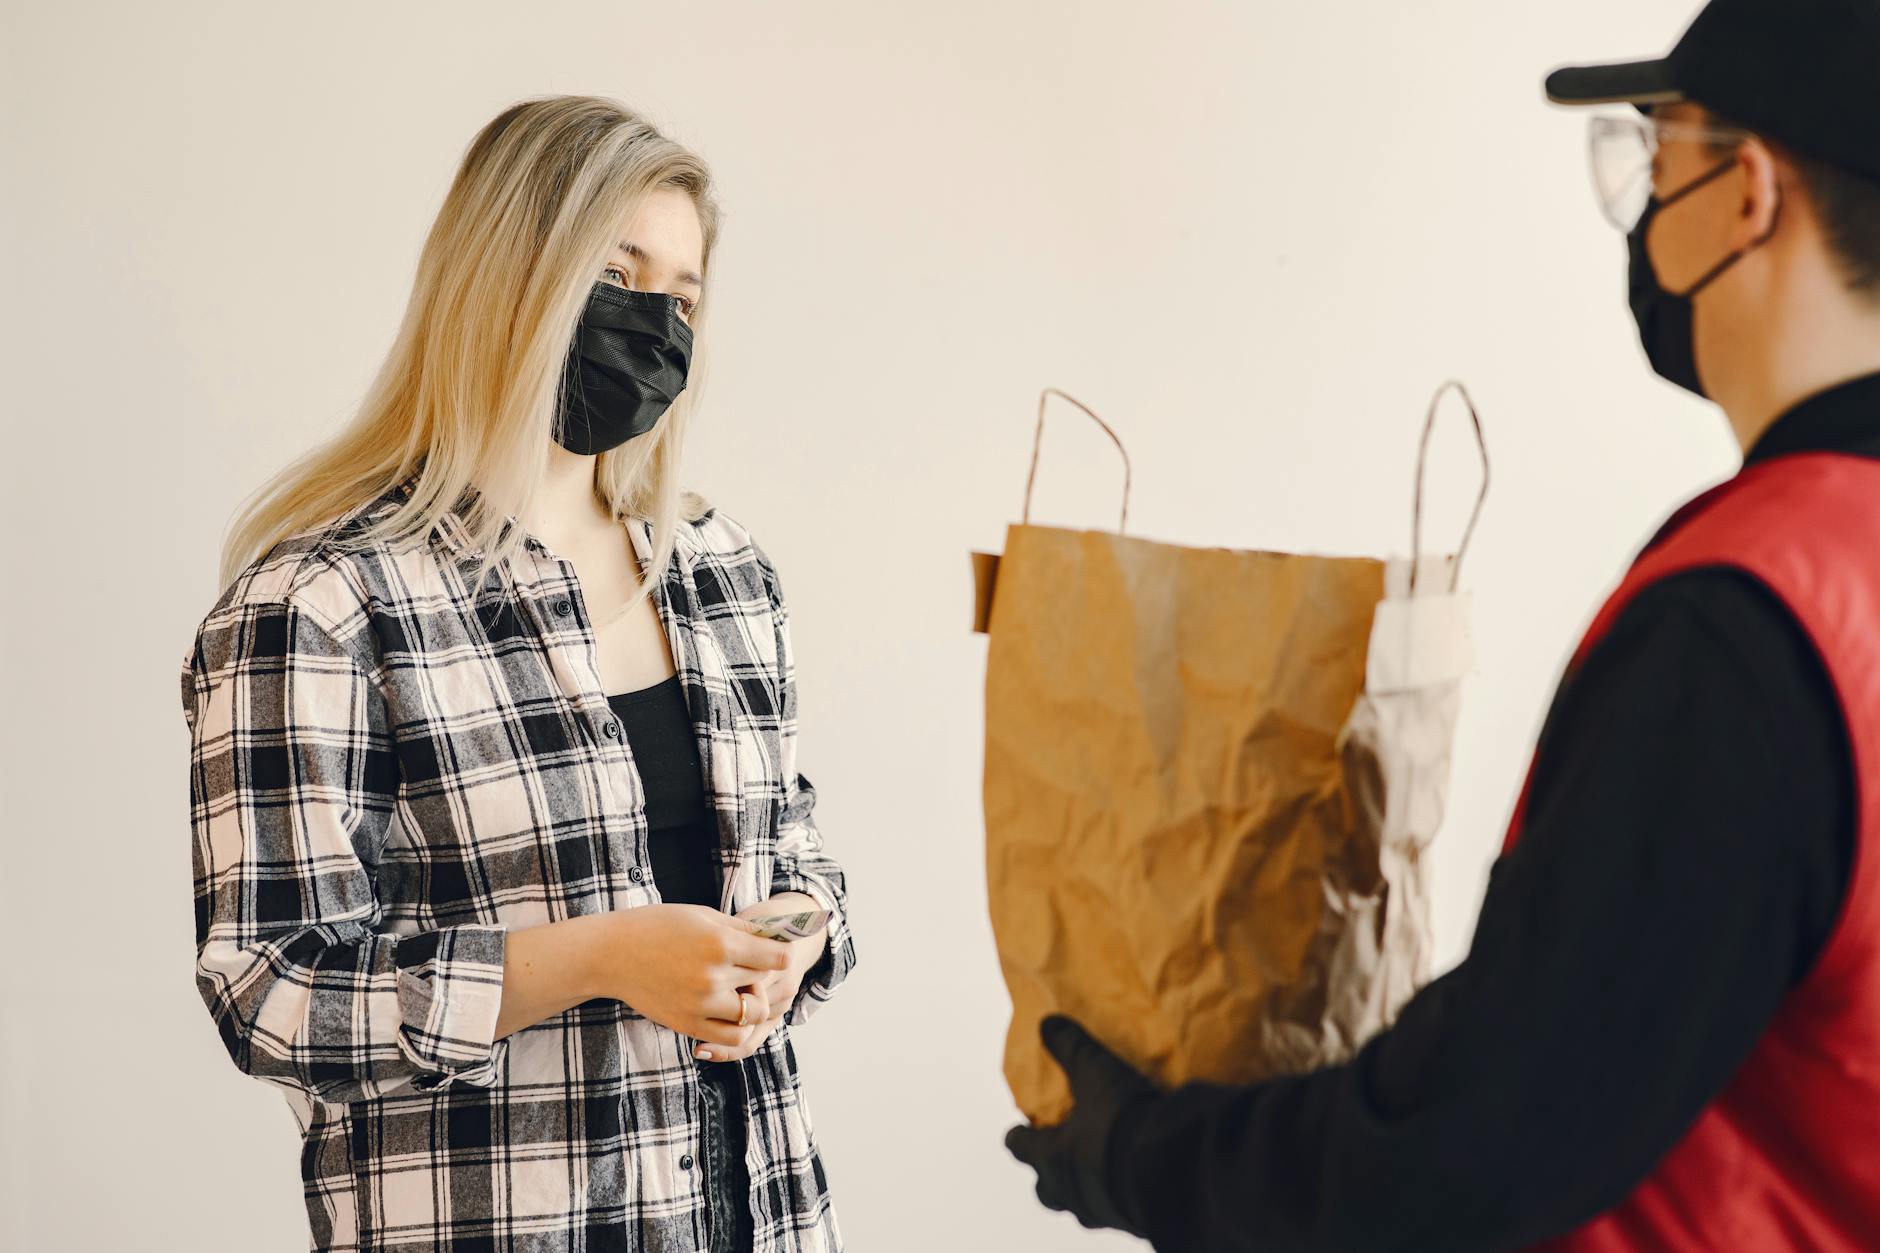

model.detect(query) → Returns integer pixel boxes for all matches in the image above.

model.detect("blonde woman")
[179,96,856,1253]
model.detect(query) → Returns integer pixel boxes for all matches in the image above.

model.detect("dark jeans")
[697,1059,754,1253]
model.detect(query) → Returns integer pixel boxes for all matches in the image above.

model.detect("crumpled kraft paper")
[980,524,1471,1124]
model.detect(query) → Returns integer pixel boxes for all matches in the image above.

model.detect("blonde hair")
[218,95,722,612]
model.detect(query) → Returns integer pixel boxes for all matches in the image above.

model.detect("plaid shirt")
[181,472,856,1252]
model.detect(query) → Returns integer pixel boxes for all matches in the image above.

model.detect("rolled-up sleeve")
[772,771,856,1024]
[755,552,857,1026]
[182,594,508,1104]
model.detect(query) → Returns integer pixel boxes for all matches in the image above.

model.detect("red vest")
[1503,452,1880,1251]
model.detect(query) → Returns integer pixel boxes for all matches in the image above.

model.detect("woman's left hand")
[692,894,829,1062]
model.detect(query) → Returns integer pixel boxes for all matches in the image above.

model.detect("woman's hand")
[596,904,793,1050]
[687,894,831,1062]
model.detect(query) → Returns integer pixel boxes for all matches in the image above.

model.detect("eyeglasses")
[1586,114,1755,232]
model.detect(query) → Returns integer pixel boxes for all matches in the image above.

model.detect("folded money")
[744,909,832,941]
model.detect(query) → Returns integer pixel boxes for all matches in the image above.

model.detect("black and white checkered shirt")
[181,472,856,1251]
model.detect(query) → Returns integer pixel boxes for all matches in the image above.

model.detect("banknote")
[744,909,831,941]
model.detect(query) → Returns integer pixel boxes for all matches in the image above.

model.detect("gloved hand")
[1003,1014,1156,1240]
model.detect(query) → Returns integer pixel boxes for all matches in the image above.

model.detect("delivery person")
[1004,1,1880,1248]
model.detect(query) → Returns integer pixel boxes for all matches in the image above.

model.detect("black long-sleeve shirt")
[1110,371,1880,1252]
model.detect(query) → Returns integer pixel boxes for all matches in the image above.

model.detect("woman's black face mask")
[554,281,693,455]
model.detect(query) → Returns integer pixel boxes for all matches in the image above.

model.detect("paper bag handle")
[1023,388,1134,535]
[1410,379,1491,595]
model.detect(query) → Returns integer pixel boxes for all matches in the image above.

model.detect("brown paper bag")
[976,384,1489,1124]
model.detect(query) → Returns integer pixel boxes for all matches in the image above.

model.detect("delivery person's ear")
[1730,137,1783,254]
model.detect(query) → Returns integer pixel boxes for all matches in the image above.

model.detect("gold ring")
[737,991,752,1027]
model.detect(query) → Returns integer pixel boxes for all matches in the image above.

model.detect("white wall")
[1,1,1736,1249]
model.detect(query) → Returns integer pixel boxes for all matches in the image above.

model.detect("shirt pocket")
[378,648,612,928]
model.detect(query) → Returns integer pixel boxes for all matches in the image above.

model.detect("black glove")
[1004,1014,1155,1240]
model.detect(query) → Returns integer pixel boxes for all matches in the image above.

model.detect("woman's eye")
[598,265,692,317]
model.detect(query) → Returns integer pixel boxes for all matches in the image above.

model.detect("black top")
[1109,371,1880,1252]
[607,676,721,911]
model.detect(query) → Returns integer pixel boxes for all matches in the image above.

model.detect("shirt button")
[553,598,572,617]
[629,866,646,883]
[679,1154,695,1171]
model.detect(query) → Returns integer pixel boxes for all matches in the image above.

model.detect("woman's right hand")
[596,905,793,1048]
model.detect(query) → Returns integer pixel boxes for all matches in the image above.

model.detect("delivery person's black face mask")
[554,281,693,455]
[1627,154,1779,399]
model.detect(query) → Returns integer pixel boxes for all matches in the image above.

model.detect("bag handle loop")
[1410,379,1491,595]
[1023,387,1133,535]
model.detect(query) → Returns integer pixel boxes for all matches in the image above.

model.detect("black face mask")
[1625,155,1778,399]
[554,281,693,455]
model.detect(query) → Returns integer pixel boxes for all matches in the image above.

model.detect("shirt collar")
[1743,369,1880,466]
[388,469,691,568]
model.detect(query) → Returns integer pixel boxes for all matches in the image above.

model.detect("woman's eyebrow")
[615,239,703,288]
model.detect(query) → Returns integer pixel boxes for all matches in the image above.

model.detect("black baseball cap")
[1544,0,1880,183]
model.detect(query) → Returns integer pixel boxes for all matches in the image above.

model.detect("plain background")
[3,1,1736,1248]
